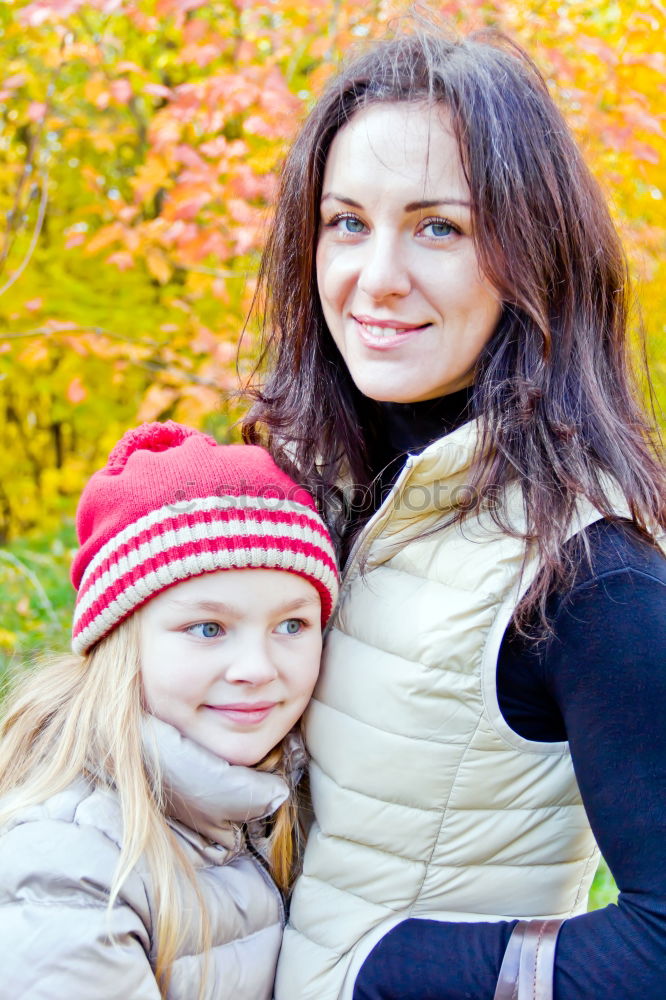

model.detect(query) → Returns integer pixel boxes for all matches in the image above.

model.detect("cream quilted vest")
[276,420,604,1000]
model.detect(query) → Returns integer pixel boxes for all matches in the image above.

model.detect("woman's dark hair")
[243,17,665,626]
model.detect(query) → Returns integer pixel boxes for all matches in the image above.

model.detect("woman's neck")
[378,385,474,460]
[354,385,475,527]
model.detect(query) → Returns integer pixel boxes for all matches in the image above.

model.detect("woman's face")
[316,102,502,403]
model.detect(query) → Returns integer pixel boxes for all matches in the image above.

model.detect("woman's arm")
[0,815,160,999]
[538,530,666,998]
[354,523,666,1000]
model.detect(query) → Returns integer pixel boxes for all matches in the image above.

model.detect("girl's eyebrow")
[320,193,470,210]
[278,597,322,610]
[168,597,320,615]
[169,598,241,615]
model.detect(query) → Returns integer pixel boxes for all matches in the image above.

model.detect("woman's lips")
[204,702,277,725]
[353,315,430,348]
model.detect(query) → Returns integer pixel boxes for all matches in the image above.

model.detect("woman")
[244,21,666,1000]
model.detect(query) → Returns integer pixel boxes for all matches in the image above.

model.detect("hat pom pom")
[106,421,216,474]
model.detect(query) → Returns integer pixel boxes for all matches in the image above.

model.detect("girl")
[0,420,338,1000]
[244,17,666,1000]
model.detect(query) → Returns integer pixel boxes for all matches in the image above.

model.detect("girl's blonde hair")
[0,615,300,997]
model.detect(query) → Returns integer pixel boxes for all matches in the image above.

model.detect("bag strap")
[493,919,564,1000]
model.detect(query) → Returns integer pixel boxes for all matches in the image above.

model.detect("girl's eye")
[275,618,304,635]
[420,218,457,238]
[188,622,223,638]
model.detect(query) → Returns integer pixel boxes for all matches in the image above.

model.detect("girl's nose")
[357,233,411,300]
[224,638,279,686]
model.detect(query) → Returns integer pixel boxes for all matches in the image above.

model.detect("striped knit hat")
[71,421,338,654]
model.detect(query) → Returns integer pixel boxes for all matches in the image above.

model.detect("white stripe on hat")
[76,509,335,621]
[79,493,331,591]
[72,545,339,655]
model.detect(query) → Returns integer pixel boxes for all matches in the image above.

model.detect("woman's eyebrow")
[404,197,471,210]
[320,193,471,210]
[320,193,362,207]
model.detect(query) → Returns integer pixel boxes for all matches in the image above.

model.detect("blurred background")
[0,0,664,905]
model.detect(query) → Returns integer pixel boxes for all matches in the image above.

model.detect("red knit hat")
[71,422,338,654]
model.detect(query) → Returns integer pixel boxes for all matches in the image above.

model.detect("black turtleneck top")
[352,392,666,1000]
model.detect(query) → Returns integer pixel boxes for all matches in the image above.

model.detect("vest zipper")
[333,456,416,613]
[331,420,481,621]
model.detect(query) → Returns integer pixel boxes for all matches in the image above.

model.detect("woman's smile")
[353,315,431,345]
[316,102,502,403]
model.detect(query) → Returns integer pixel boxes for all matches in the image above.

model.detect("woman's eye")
[421,218,456,238]
[342,216,365,233]
[326,213,366,235]
[275,618,304,635]
[188,622,223,638]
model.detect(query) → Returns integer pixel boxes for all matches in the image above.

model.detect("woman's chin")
[351,376,458,405]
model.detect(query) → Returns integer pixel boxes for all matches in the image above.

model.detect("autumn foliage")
[0,0,664,543]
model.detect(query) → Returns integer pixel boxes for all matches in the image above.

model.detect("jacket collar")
[337,419,486,579]
[142,716,290,847]
[376,418,484,535]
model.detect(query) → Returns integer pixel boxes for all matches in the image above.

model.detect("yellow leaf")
[132,158,171,201]
[0,628,17,650]
[145,248,173,284]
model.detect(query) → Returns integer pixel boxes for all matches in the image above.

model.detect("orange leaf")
[107,251,136,270]
[86,223,125,255]
[66,376,87,405]
[109,78,133,104]
[144,82,173,99]
[27,101,48,122]
[16,597,30,617]
[137,384,178,421]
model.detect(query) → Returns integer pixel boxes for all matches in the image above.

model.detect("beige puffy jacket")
[0,717,289,999]
[277,420,606,999]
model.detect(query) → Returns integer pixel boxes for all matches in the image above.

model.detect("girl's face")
[316,102,502,403]
[140,569,322,766]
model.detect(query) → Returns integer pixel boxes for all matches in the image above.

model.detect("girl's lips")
[353,316,430,349]
[204,702,277,725]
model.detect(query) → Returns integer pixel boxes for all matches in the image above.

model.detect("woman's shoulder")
[568,518,666,593]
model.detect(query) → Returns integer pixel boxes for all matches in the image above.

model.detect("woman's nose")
[357,233,411,300]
